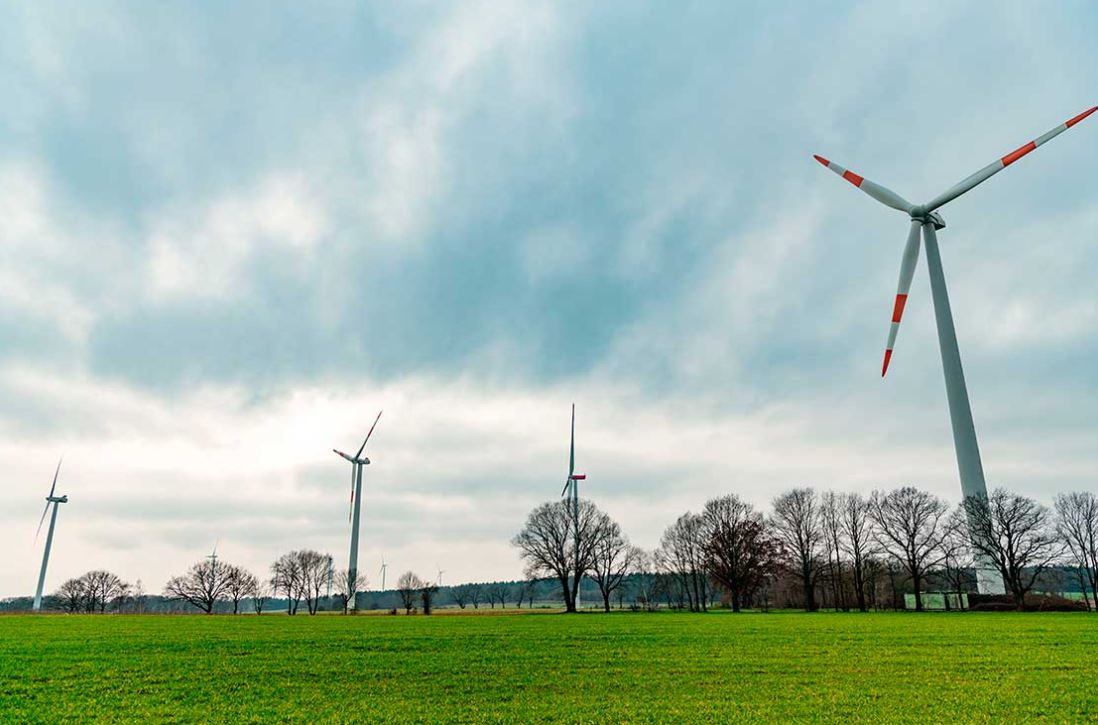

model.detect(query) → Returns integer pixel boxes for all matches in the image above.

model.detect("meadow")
[1,610,1095,723]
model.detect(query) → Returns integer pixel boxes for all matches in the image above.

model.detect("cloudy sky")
[2,1,1097,597]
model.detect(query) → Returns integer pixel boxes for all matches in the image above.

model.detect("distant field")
[2,611,1095,723]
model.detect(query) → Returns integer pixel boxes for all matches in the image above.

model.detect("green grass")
[1,611,1095,723]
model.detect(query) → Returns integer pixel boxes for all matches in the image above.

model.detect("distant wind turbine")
[560,404,586,611]
[33,460,68,612]
[207,540,220,566]
[436,564,445,587]
[378,555,387,591]
[813,104,1098,594]
[333,410,382,608]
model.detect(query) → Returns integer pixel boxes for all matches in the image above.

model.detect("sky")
[2,1,1098,597]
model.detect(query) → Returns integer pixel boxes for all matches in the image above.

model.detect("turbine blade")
[349,465,355,523]
[813,155,914,213]
[882,220,923,377]
[34,502,50,542]
[333,449,353,462]
[569,404,575,478]
[48,458,62,499]
[355,410,383,459]
[561,478,571,497]
[924,105,1098,212]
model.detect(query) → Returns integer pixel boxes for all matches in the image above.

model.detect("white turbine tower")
[33,460,68,612]
[814,104,1097,594]
[379,555,388,591]
[333,410,382,609]
[436,564,445,587]
[560,404,586,611]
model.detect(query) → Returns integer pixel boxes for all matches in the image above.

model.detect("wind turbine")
[560,404,586,610]
[814,104,1097,594]
[207,540,219,566]
[378,555,387,591]
[333,409,382,608]
[33,460,67,612]
[436,564,445,587]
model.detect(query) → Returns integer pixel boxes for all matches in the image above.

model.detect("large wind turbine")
[333,410,382,608]
[33,460,68,612]
[814,105,1097,594]
[560,404,586,610]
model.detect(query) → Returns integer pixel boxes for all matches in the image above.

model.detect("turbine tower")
[814,104,1097,594]
[333,410,382,609]
[33,460,68,612]
[560,404,586,610]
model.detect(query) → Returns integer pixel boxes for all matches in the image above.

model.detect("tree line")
[15,486,1097,615]
[513,487,1098,612]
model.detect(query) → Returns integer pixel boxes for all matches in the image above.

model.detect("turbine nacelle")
[910,209,946,230]
[333,449,370,465]
[46,495,68,504]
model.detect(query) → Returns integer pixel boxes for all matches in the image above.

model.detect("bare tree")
[770,488,825,611]
[839,492,875,612]
[961,489,1064,609]
[271,552,304,615]
[397,571,424,614]
[1054,492,1098,608]
[657,513,709,611]
[223,565,258,615]
[631,550,658,611]
[131,579,148,614]
[420,581,440,615]
[940,508,975,610]
[294,550,332,615]
[820,492,848,611]
[468,583,483,609]
[488,582,510,609]
[699,494,780,612]
[251,580,271,615]
[164,559,232,614]
[656,512,710,612]
[512,499,604,612]
[451,584,471,609]
[333,569,357,614]
[54,577,87,613]
[870,486,949,611]
[589,512,641,613]
[79,570,130,613]
[513,580,537,608]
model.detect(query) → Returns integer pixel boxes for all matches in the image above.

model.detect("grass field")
[2,610,1095,723]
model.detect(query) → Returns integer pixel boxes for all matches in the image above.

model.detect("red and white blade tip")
[813,154,864,187]
[881,349,894,378]
[1066,106,1098,128]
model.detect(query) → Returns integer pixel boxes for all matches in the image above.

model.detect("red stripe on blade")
[1001,141,1037,166]
[842,170,864,187]
[1066,106,1098,128]
[813,154,830,167]
[891,294,908,323]
[881,349,893,377]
